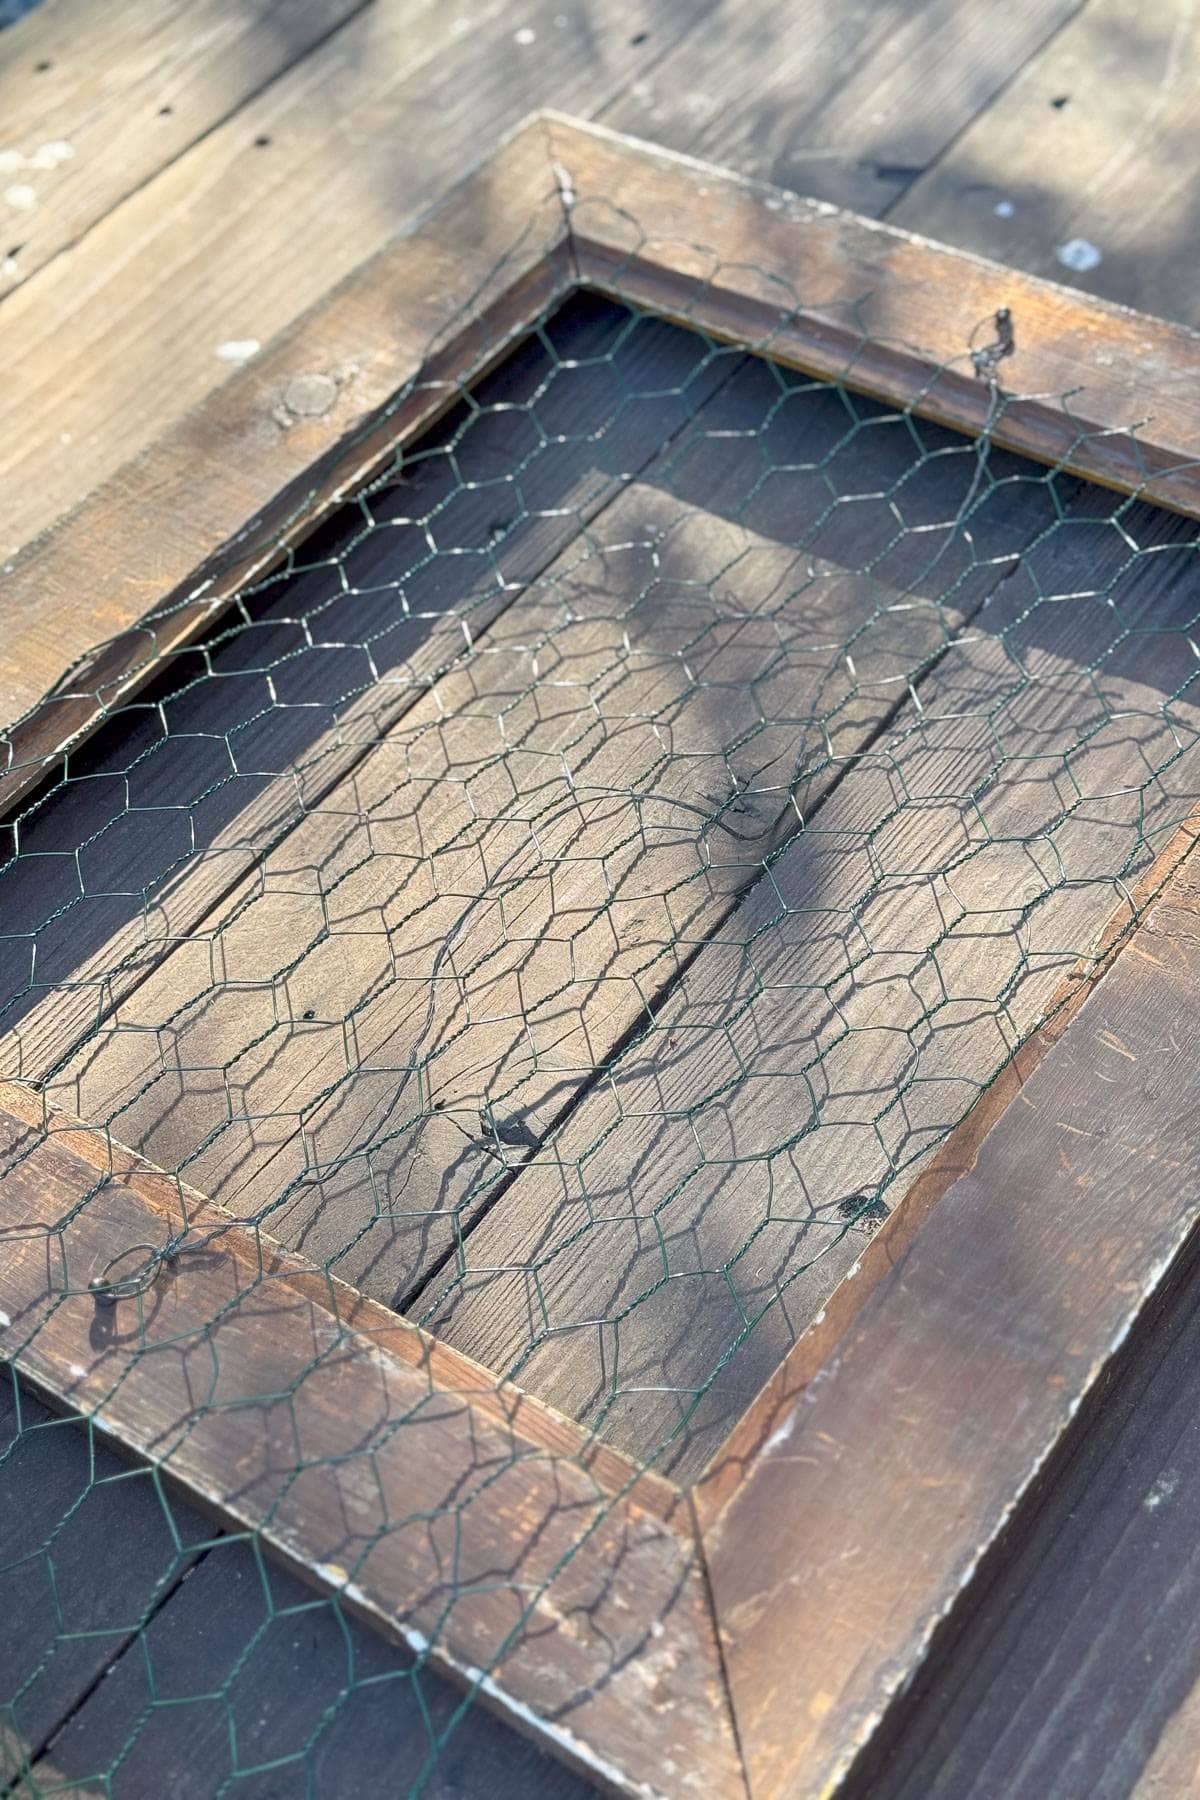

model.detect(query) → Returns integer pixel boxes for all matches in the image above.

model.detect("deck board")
[0,1381,594,1799]
[892,0,1200,325]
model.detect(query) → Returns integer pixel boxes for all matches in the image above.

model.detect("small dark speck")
[34,59,53,72]
[6,245,23,260]
[629,30,649,45]
[254,134,271,148]
[159,104,174,116]
[301,1008,316,1021]
[1050,94,1070,109]
[838,1192,890,1226]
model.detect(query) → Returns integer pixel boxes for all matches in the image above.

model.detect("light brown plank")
[0,112,569,807]
[429,489,1200,1474]
[892,0,1200,327]
[699,846,1200,1800]
[0,1081,737,1799]
[0,0,364,295]
[602,0,1081,215]
[551,116,1200,518]
[0,1,684,562]
[38,363,1066,1335]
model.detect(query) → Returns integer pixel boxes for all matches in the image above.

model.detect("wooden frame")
[5,113,1200,1798]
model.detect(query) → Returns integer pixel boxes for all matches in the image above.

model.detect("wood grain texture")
[35,356,1069,1408]
[700,847,1200,1800]
[0,113,570,810]
[0,1081,735,1799]
[0,297,734,1081]
[893,0,1200,327]
[857,1213,1200,1800]
[0,0,695,563]
[602,0,1081,215]
[551,114,1200,517]
[429,487,1200,1475]
[0,1382,599,1800]
[0,0,364,296]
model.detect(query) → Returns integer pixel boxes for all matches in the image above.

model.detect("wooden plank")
[36,358,1068,1344]
[0,0,365,296]
[0,1,690,564]
[430,490,1200,1474]
[1,296,739,1077]
[602,0,1081,215]
[863,1227,1200,1800]
[892,0,1200,327]
[27,1532,604,1800]
[0,112,570,810]
[0,1081,739,1799]
[550,115,1200,517]
[0,1377,210,1787]
[697,845,1200,1800]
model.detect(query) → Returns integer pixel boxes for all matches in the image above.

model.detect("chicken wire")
[2,204,1200,1798]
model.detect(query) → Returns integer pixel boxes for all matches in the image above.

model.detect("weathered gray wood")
[0,1380,597,1798]
[893,0,1200,327]
[0,1378,209,1788]
[0,295,735,1078]
[39,351,1068,1341]
[0,0,365,297]
[29,1541,601,1799]
[866,1225,1200,1800]
[0,0,707,558]
[430,488,1200,1474]
[602,0,1081,214]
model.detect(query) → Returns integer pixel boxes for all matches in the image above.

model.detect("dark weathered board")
[427,485,1200,1473]
[32,340,1072,1372]
[699,847,1200,1800]
[0,1083,738,1798]
[864,1221,1200,1800]
[602,0,1078,214]
[0,1380,597,1800]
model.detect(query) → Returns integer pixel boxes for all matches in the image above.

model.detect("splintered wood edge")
[696,846,1200,1800]
[0,1079,745,1800]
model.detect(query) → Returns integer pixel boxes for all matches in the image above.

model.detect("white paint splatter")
[514,25,536,44]
[993,199,1015,218]
[552,160,576,209]
[1,252,18,277]
[215,338,260,364]
[4,184,37,212]
[30,139,74,170]
[763,1413,797,1455]
[1144,1468,1180,1511]
[0,1309,10,1329]
[1057,237,1102,273]
[450,15,471,33]
[69,1362,87,1380]
[0,149,24,174]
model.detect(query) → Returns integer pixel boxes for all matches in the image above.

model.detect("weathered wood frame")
[5,113,1200,1798]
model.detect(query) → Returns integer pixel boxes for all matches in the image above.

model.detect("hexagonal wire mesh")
[3,199,1200,1795]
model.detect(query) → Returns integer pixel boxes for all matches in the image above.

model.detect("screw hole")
[254,133,271,148]
[34,59,52,72]
[1050,93,1069,109]
[301,1008,316,1021]
[159,104,174,116]
[629,30,648,44]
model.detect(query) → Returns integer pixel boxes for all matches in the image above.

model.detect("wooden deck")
[4,2,1200,1795]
